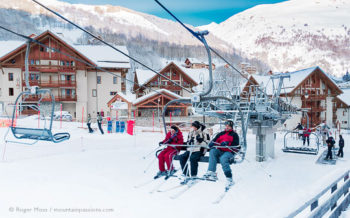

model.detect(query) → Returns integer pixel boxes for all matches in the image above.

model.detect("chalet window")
[110,91,117,96]
[162,81,167,86]
[61,61,65,66]
[8,73,13,81]
[9,88,14,96]
[30,60,35,65]
[97,76,101,84]
[174,91,181,95]
[30,73,40,81]
[71,61,75,66]
[92,89,97,97]
[113,76,117,84]
[10,59,15,64]
[35,60,40,65]
[66,61,70,66]
[173,72,176,76]
[40,47,44,52]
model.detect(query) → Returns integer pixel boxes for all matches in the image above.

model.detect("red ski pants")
[158,147,178,172]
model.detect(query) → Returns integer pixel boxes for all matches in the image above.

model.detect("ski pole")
[143,156,157,173]
[142,145,165,159]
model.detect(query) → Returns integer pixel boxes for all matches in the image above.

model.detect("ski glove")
[221,141,229,147]
[196,135,204,143]
[208,142,215,148]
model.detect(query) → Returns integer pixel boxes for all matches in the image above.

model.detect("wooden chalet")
[242,67,343,127]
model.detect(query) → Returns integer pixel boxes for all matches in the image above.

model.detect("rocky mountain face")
[199,0,350,76]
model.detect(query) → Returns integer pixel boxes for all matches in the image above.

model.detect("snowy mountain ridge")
[0,0,231,50]
[199,0,350,76]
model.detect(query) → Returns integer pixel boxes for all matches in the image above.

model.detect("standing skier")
[203,120,239,189]
[154,125,184,179]
[294,123,304,139]
[178,121,210,184]
[302,127,311,146]
[96,112,104,135]
[319,121,330,146]
[87,113,93,133]
[337,135,344,158]
[325,136,335,160]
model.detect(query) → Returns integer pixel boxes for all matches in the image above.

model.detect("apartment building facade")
[0,31,130,121]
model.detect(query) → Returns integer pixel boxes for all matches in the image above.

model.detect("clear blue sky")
[62,0,287,26]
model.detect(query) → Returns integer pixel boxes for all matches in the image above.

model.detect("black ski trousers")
[179,151,203,177]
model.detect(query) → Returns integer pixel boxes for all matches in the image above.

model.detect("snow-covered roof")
[281,67,318,93]
[0,32,130,70]
[135,69,156,86]
[247,66,340,95]
[178,65,209,85]
[338,88,350,106]
[132,89,182,105]
[118,92,136,103]
[186,58,203,64]
[135,62,204,87]
[0,41,25,59]
[73,45,130,69]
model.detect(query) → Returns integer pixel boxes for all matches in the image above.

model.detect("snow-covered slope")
[0,0,231,50]
[199,0,350,76]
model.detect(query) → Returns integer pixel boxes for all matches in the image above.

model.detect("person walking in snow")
[87,113,93,133]
[178,121,210,184]
[337,135,344,158]
[96,112,104,135]
[302,127,311,146]
[320,121,330,146]
[203,120,240,189]
[325,136,335,160]
[154,125,184,179]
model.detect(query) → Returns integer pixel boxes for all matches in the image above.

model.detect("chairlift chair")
[5,40,70,145]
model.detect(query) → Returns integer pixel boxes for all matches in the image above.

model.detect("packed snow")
[0,116,349,218]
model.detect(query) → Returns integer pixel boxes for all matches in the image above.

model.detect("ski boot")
[225,177,235,191]
[203,171,218,181]
[154,171,167,179]
[165,169,177,180]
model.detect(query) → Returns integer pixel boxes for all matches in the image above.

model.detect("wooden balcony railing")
[24,95,77,102]
[22,80,76,88]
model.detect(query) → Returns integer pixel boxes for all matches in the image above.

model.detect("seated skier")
[178,121,210,184]
[154,125,184,179]
[203,120,240,189]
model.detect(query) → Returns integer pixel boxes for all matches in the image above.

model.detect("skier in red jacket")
[203,120,239,189]
[154,125,184,179]
[302,127,311,146]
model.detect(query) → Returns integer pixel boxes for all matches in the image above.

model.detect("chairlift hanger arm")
[31,0,192,94]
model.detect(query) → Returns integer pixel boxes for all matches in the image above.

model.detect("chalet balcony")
[23,95,77,102]
[307,106,326,112]
[302,94,328,101]
[22,80,76,88]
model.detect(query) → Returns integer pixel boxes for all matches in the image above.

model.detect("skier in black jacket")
[337,135,344,158]
[325,136,335,160]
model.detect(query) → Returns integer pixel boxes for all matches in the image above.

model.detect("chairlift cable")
[0,25,166,98]
[31,0,192,94]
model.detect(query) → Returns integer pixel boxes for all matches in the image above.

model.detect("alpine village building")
[0,30,130,121]
[242,66,349,129]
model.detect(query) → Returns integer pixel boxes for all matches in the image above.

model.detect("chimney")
[28,34,37,39]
